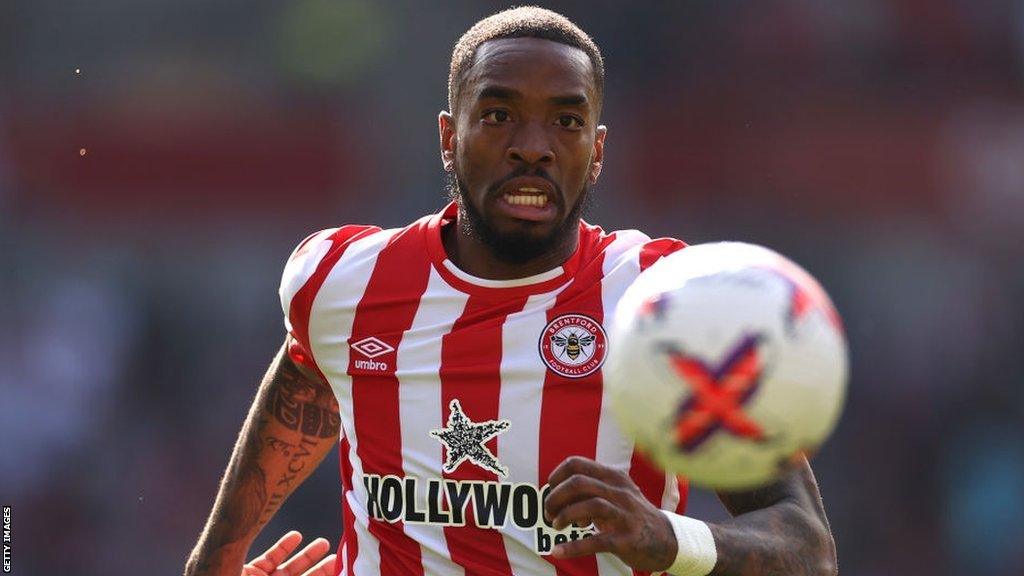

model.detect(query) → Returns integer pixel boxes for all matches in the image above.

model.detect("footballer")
[184,7,837,576]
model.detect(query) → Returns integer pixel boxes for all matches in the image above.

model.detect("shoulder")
[579,221,687,272]
[279,225,382,309]
[278,211,438,315]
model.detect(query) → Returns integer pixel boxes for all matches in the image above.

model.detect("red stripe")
[349,228,431,576]
[638,237,686,272]
[338,435,355,576]
[287,225,380,371]
[439,295,526,575]
[538,229,611,576]
[628,450,666,508]
[627,451,667,576]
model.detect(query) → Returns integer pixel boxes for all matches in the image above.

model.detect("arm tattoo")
[709,460,837,576]
[637,520,677,570]
[215,415,269,544]
[187,412,274,574]
[265,357,341,438]
[185,346,340,575]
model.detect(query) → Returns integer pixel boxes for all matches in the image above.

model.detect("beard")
[445,171,593,265]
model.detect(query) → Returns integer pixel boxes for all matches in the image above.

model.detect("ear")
[589,125,607,185]
[439,111,457,172]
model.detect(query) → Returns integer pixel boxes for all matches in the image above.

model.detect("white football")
[606,242,848,491]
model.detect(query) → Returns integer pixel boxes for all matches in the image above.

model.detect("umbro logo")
[352,337,395,358]
[351,336,394,372]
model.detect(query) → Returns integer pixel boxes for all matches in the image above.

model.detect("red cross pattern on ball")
[663,334,767,452]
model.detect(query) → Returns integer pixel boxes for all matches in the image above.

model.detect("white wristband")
[660,511,717,576]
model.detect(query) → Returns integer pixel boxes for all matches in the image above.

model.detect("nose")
[506,122,555,166]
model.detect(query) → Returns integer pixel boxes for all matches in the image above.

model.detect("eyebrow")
[476,85,589,107]
[550,93,589,107]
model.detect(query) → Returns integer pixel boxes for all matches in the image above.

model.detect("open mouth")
[504,187,549,208]
[494,177,559,222]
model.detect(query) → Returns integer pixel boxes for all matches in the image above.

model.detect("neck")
[441,219,579,281]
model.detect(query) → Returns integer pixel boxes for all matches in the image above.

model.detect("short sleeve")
[639,237,687,271]
[278,225,381,372]
[279,228,340,371]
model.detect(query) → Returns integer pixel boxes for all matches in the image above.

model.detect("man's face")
[440,37,606,264]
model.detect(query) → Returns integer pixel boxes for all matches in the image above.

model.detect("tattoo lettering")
[260,491,287,524]
[288,436,316,472]
[273,434,319,492]
[276,472,296,489]
[266,436,296,455]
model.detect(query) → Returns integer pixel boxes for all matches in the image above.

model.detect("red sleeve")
[639,237,687,271]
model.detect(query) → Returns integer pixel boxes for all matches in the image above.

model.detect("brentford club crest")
[539,313,608,378]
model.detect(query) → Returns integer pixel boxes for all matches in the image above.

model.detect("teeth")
[504,193,548,207]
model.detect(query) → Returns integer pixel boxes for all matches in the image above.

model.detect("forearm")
[184,345,340,576]
[707,462,837,576]
[706,501,836,576]
[539,456,835,576]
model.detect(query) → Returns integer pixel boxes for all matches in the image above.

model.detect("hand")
[544,456,677,572]
[242,531,336,576]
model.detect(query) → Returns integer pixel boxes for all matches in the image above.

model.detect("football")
[606,242,848,491]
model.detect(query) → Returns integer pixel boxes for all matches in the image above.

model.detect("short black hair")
[448,6,605,116]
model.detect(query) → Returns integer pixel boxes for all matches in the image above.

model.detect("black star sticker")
[430,399,511,478]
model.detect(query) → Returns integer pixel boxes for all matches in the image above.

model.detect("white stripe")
[309,227,400,576]
[340,540,348,576]
[662,473,682,511]
[497,290,562,576]
[595,232,648,474]
[442,258,564,287]
[397,266,469,576]
[595,230,651,576]
[345,490,380,575]
[279,227,340,333]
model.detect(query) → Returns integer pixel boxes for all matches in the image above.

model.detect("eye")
[482,109,511,123]
[556,114,585,130]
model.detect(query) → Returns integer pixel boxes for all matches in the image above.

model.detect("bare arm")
[184,338,340,576]
[543,456,836,576]
[709,458,837,576]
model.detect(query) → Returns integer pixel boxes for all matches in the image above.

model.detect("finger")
[551,532,616,559]
[544,474,621,522]
[300,553,337,576]
[250,531,304,572]
[273,537,331,575]
[547,456,629,490]
[552,497,620,531]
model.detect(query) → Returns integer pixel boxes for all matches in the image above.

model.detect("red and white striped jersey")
[280,202,689,576]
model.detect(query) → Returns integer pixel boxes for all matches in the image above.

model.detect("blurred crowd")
[1,1,1022,575]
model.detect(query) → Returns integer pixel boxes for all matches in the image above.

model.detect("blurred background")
[2,0,1023,574]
